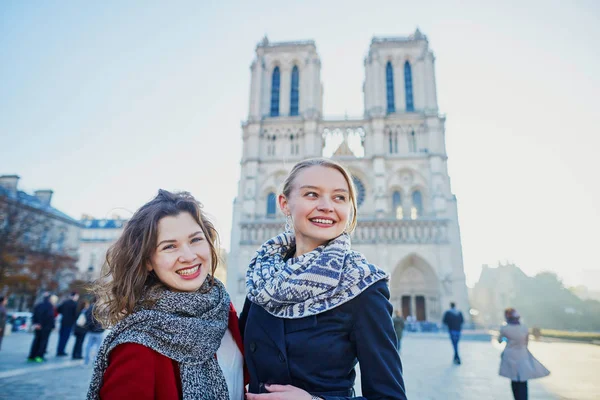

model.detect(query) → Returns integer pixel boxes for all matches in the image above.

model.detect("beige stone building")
[227,31,469,322]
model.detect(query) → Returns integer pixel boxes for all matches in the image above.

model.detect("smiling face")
[279,165,352,256]
[147,212,211,292]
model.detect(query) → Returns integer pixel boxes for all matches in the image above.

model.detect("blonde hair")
[281,158,358,233]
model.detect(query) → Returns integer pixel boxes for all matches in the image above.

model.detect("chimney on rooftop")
[0,175,20,194]
[34,190,53,206]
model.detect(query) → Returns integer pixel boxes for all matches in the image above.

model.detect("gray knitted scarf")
[87,278,230,400]
[247,232,389,319]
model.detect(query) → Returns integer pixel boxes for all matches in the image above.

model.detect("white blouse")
[216,328,244,400]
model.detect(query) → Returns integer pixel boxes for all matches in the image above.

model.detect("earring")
[285,214,294,233]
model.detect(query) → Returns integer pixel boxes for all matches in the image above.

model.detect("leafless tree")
[0,194,78,310]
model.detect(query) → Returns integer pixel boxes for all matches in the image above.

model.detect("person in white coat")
[498,308,550,400]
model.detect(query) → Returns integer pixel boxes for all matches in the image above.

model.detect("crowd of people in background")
[0,291,106,366]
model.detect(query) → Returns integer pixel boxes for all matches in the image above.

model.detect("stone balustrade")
[239,217,449,245]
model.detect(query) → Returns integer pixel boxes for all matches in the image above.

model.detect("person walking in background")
[0,296,7,351]
[499,308,550,400]
[83,300,105,366]
[56,292,79,356]
[28,294,56,362]
[71,300,89,360]
[443,301,464,365]
[393,310,405,351]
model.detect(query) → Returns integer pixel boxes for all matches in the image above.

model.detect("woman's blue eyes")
[304,192,346,201]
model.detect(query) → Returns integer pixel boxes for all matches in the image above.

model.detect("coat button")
[250,342,257,353]
[278,352,286,363]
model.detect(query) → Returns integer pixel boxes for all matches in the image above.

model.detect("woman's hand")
[246,384,319,400]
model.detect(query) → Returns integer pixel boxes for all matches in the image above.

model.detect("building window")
[404,61,414,112]
[267,135,276,156]
[266,192,277,217]
[388,130,398,154]
[411,190,423,219]
[56,231,66,251]
[270,66,280,117]
[392,191,403,219]
[352,176,366,208]
[386,62,395,113]
[408,130,417,152]
[290,65,299,116]
[290,134,300,155]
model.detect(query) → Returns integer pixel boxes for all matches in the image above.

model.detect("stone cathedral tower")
[228,31,470,323]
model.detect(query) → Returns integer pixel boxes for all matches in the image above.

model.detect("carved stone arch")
[266,59,282,72]
[260,170,288,197]
[389,185,405,219]
[390,253,442,321]
[409,183,428,217]
[399,123,425,135]
[388,167,422,190]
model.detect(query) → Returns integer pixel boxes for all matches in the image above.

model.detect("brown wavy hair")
[92,190,220,327]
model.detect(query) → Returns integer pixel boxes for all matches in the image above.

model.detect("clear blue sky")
[1,0,599,288]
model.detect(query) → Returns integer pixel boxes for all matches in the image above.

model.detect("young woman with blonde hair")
[240,158,407,399]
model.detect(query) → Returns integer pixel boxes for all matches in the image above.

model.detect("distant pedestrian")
[0,296,7,351]
[56,292,79,356]
[71,300,89,360]
[442,301,464,364]
[392,310,405,350]
[83,301,105,365]
[499,308,550,400]
[28,294,56,362]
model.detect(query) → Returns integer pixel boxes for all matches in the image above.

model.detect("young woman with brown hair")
[87,190,244,400]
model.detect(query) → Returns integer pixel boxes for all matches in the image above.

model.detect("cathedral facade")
[227,30,469,323]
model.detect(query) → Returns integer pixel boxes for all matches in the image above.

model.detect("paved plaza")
[1,330,599,399]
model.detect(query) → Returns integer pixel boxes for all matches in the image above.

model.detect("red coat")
[100,303,246,400]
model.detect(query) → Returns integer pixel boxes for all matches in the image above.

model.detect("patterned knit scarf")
[246,232,388,319]
[87,278,230,400]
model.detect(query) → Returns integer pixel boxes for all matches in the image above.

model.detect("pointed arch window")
[388,130,399,154]
[266,135,276,156]
[290,65,299,116]
[411,190,423,219]
[266,192,277,217]
[392,191,403,219]
[404,61,414,112]
[408,130,417,152]
[270,66,280,117]
[386,62,395,114]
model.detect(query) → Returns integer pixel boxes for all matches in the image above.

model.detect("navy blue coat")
[32,298,55,331]
[442,309,464,331]
[57,299,78,327]
[239,279,407,400]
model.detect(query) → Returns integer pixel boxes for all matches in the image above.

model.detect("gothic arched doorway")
[390,254,441,322]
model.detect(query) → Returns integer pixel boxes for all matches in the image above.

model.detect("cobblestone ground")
[390,333,600,400]
[1,330,599,399]
[0,330,94,400]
